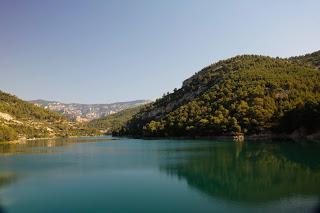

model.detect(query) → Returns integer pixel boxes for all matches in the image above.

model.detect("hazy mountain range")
[30,99,150,122]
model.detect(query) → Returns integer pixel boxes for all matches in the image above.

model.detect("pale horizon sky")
[1,0,319,104]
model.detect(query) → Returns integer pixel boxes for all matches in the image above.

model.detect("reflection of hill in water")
[0,137,113,155]
[0,173,16,189]
[0,172,17,213]
[161,142,320,203]
[0,140,64,155]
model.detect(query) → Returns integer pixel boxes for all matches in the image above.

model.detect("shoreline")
[2,133,320,144]
[112,132,320,142]
[0,134,108,145]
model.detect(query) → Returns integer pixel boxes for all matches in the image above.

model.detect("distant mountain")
[0,91,99,142]
[114,50,320,139]
[88,105,144,134]
[30,99,150,122]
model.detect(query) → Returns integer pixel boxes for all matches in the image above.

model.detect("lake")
[0,137,320,213]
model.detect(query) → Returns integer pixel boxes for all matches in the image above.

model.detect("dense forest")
[290,50,320,68]
[87,105,144,134]
[0,91,99,142]
[114,51,320,139]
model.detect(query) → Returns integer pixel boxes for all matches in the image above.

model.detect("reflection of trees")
[0,137,113,154]
[161,142,320,203]
[0,172,16,188]
[0,140,63,154]
[0,172,16,213]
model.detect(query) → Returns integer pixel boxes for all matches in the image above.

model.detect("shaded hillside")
[88,105,144,134]
[114,51,320,138]
[0,91,99,142]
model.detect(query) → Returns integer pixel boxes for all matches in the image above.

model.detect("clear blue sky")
[0,0,319,103]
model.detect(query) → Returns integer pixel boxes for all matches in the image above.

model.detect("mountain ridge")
[30,99,150,122]
[88,105,145,134]
[0,91,99,142]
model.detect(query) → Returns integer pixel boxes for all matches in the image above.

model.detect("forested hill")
[290,50,320,68]
[0,91,98,142]
[88,105,144,134]
[114,51,320,138]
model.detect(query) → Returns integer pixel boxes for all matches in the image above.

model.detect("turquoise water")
[0,137,320,212]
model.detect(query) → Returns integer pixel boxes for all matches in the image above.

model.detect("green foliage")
[0,91,100,141]
[88,105,144,134]
[291,50,320,68]
[0,125,18,142]
[0,91,62,122]
[115,52,320,137]
[276,101,320,134]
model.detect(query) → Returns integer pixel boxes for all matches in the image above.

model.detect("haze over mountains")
[30,99,150,122]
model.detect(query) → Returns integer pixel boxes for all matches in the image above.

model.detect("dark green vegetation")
[115,51,320,138]
[0,125,18,142]
[291,50,320,68]
[0,91,99,142]
[88,105,144,134]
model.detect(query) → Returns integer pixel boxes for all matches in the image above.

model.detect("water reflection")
[0,137,114,155]
[161,141,320,203]
[0,173,16,189]
[1,137,320,212]
[0,172,17,213]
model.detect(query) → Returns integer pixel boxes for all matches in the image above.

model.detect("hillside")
[290,50,320,68]
[30,99,149,122]
[0,91,99,142]
[114,51,320,138]
[88,105,144,134]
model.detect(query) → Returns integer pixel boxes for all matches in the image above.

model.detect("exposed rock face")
[30,100,150,122]
[0,90,100,141]
[0,112,23,124]
[0,112,13,121]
